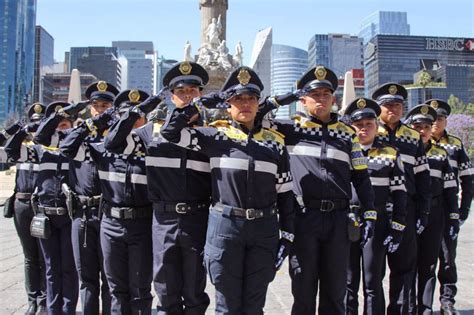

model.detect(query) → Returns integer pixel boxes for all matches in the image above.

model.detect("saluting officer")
[93,89,154,314]
[262,66,376,315]
[343,98,408,315]
[426,99,473,315]
[105,61,212,314]
[160,66,295,314]
[405,104,460,314]
[58,81,119,315]
[372,83,432,315]
[7,102,80,315]
[3,104,47,315]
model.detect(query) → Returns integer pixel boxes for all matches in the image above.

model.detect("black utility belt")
[212,203,276,220]
[153,201,209,215]
[431,195,443,207]
[37,205,68,216]
[102,204,152,220]
[302,199,349,212]
[15,192,32,200]
[77,195,102,208]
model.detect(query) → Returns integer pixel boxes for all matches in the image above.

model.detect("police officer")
[90,89,154,314]
[405,104,460,314]
[426,99,473,315]
[57,81,119,315]
[260,66,376,314]
[160,66,295,314]
[105,62,212,314]
[372,83,432,315]
[7,101,79,314]
[343,98,408,315]
[3,103,47,315]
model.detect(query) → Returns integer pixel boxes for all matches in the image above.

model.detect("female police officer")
[160,66,295,314]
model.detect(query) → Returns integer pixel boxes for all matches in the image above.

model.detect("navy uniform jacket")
[104,110,211,204]
[6,118,69,208]
[433,131,472,215]
[264,114,376,216]
[160,106,295,234]
[425,142,459,217]
[377,122,432,215]
[87,118,150,208]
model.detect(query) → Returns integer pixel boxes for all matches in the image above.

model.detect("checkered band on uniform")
[368,155,395,167]
[104,151,145,161]
[397,134,419,145]
[256,139,285,155]
[328,129,353,141]
[293,123,323,137]
[276,171,292,184]
[390,175,405,186]
[428,153,446,161]
[415,155,428,166]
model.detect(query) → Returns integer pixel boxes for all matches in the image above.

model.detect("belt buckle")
[175,203,188,214]
[56,208,63,215]
[110,208,121,219]
[123,208,134,219]
[245,208,257,220]
[320,200,334,212]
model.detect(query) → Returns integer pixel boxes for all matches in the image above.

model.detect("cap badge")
[33,103,43,114]
[97,81,108,92]
[237,68,251,85]
[55,105,63,112]
[179,62,192,75]
[128,90,141,103]
[356,98,366,109]
[315,66,327,80]
[430,100,439,109]
[388,85,398,95]
[420,105,429,115]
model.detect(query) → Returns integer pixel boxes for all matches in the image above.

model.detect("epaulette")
[397,124,420,140]
[428,144,448,158]
[446,134,462,147]
[371,145,398,160]
[261,128,285,145]
[209,120,230,128]
[41,145,59,152]
[335,121,356,135]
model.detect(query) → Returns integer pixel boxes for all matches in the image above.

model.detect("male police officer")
[426,99,473,315]
[59,81,119,315]
[3,103,47,315]
[261,66,376,314]
[372,83,431,314]
[344,98,408,315]
[91,89,155,314]
[105,62,212,314]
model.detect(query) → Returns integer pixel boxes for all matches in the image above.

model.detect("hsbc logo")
[425,38,472,51]
[466,40,474,51]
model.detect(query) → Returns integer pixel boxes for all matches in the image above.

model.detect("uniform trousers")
[153,210,210,315]
[290,208,350,315]
[204,209,279,315]
[13,199,46,311]
[101,214,153,315]
[71,206,110,314]
[38,214,78,315]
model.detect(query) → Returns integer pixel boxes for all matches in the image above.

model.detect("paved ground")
[0,167,473,314]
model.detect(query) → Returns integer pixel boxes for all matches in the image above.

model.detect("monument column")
[199,0,228,46]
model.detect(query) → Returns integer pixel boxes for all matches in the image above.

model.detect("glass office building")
[359,11,410,44]
[0,0,37,123]
[271,44,308,119]
[365,35,474,104]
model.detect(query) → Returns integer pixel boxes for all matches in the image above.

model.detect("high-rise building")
[112,41,157,94]
[364,35,474,104]
[271,44,308,119]
[250,27,272,97]
[308,34,363,78]
[68,47,121,87]
[33,25,54,103]
[0,0,37,124]
[359,11,410,44]
[42,72,97,103]
[156,57,179,91]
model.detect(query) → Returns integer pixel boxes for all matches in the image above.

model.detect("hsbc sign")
[425,38,474,52]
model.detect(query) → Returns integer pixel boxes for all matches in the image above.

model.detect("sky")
[37,0,474,64]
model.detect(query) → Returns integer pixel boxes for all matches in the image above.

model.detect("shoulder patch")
[447,135,462,147]
[209,120,230,128]
[429,145,448,158]
[371,145,398,160]
[397,124,420,140]
[260,128,285,145]
[377,125,389,136]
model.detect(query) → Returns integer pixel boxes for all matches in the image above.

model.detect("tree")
[447,94,474,115]
[417,70,432,102]
[447,114,474,158]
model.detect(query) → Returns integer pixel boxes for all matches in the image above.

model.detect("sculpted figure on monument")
[233,41,243,66]
[184,41,194,62]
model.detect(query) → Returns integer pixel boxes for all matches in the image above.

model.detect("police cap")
[113,89,150,114]
[424,99,451,117]
[372,83,407,105]
[163,61,209,91]
[45,101,72,118]
[297,65,338,92]
[27,102,46,121]
[221,66,264,98]
[405,104,437,124]
[344,98,381,122]
[85,81,119,102]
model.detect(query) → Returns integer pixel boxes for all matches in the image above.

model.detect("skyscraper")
[308,34,363,78]
[68,47,121,87]
[33,25,54,103]
[359,11,410,44]
[271,44,308,119]
[0,0,37,124]
[112,41,157,94]
[250,27,272,97]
